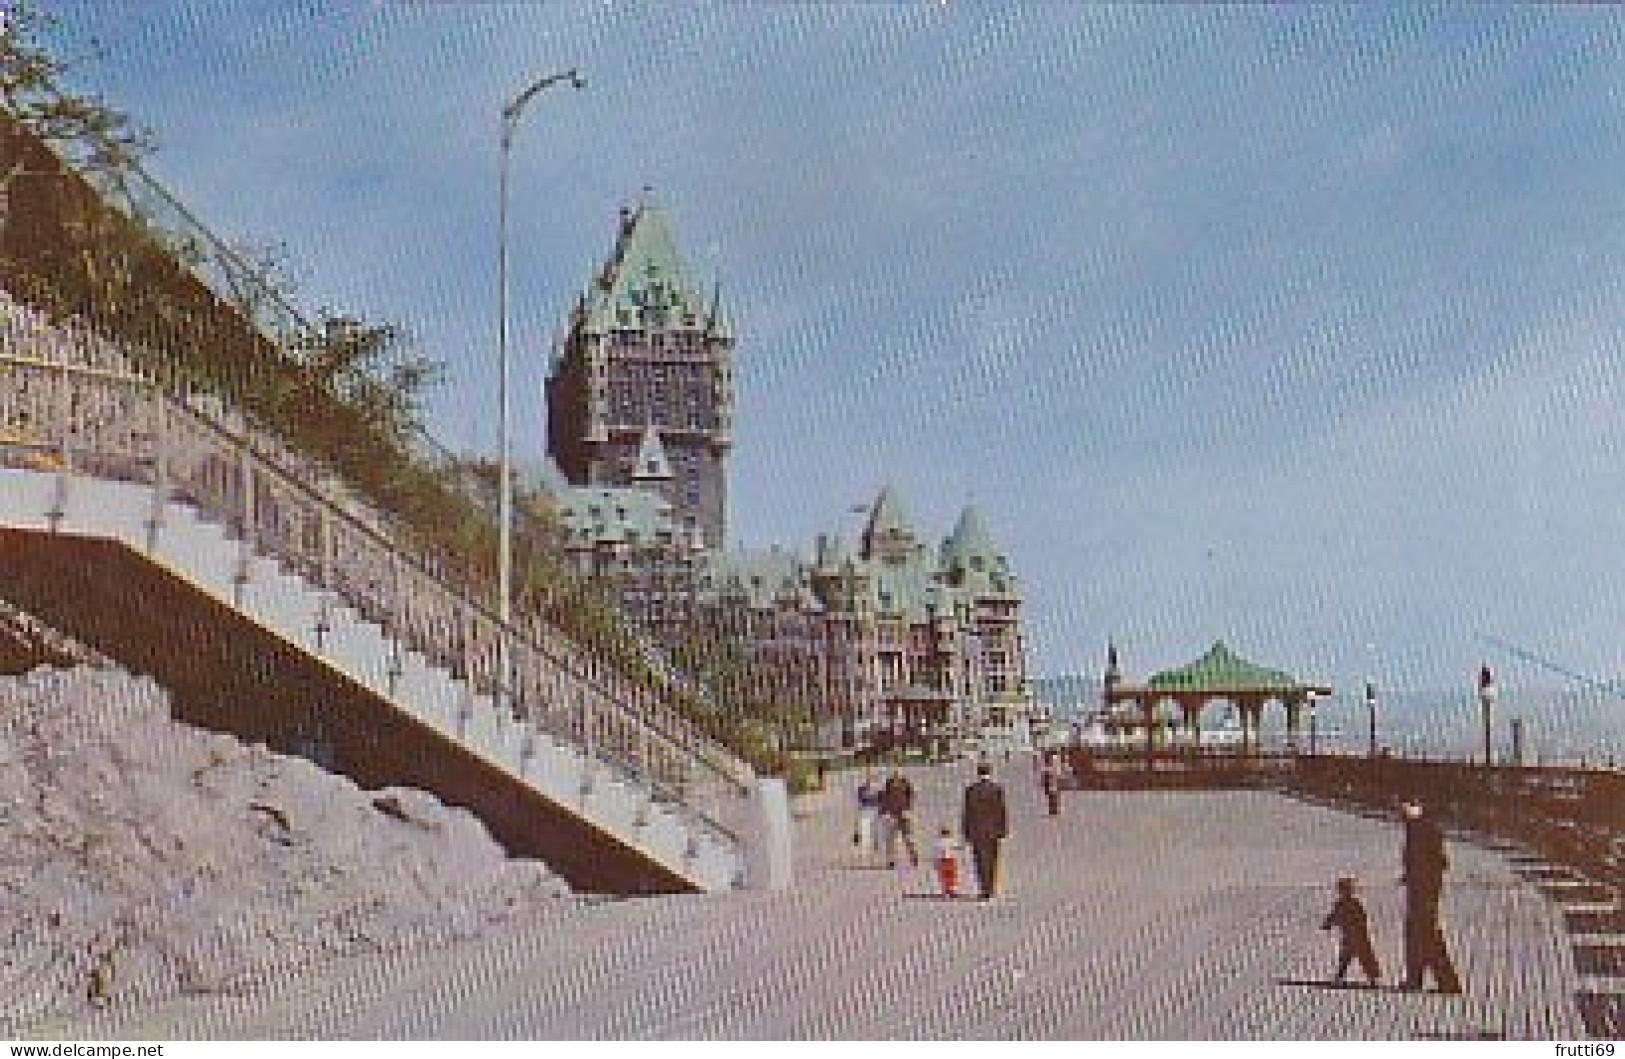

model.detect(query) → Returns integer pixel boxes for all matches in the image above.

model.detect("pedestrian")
[961,761,1009,900]
[1398,799,1462,994]
[1039,753,1062,817]
[853,768,881,861]
[878,768,919,868]
[932,826,962,898]
[1320,876,1381,986]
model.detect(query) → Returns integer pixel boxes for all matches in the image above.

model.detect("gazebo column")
[1142,694,1156,771]
[1240,698,1265,756]
[1180,696,1204,751]
[1284,696,1302,754]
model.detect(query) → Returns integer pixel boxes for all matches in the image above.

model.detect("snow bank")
[0,667,573,1028]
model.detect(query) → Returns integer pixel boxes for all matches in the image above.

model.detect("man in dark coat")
[878,768,918,868]
[1399,799,1462,993]
[961,762,1009,900]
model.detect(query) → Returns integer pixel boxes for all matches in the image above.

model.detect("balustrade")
[0,294,753,849]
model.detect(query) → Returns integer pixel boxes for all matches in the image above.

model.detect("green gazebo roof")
[1144,641,1323,694]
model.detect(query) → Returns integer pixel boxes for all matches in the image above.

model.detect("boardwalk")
[30,757,1597,1039]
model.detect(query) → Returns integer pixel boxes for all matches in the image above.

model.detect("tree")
[0,0,150,180]
[0,4,769,767]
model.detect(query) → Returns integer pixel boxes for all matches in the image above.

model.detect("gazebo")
[1104,641,1332,762]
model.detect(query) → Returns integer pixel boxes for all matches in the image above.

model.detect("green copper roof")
[862,485,914,549]
[706,546,817,610]
[941,505,1020,598]
[574,199,733,341]
[558,486,679,546]
[944,506,996,563]
[706,279,733,342]
[1145,641,1319,693]
[632,424,673,482]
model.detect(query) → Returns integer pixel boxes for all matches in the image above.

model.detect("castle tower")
[546,198,734,548]
[859,484,918,567]
[942,504,1027,705]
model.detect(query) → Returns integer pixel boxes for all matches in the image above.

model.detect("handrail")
[0,321,744,763]
[27,130,720,782]
[0,305,755,851]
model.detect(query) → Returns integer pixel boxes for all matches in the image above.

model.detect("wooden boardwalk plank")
[28,758,1591,1039]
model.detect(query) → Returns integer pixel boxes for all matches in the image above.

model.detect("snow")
[0,666,575,1030]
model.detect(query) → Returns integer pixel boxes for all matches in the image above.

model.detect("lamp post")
[1306,693,1319,757]
[1478,663,1497,770]
[497,68,584,627]
[1364,680,1378,758]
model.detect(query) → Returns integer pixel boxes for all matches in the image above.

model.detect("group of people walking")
[854,761,1009,900]
[855,757,1463,996]
[1319,798,1462,993]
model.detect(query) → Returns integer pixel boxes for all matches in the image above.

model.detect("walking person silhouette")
[961,761,1009,900]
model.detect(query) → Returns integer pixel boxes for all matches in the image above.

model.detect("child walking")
[854,770,881,861]
[1321,876,1382,986]
[933,826,962,898]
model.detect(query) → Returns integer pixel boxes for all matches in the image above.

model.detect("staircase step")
[0,469,744,892]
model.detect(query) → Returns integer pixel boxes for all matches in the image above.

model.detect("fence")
[0,294,754,848]
[1293,752,1625,890]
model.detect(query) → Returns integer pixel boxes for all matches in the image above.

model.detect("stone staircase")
[0,297,787,894]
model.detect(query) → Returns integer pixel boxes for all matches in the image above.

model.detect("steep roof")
[861,484,915,555]
[1145,641,1326,694]
[631,425,674,483]
[578,199,724,337]
[943,505,996,564]
[556,486,680,547]
[704,547,817,611]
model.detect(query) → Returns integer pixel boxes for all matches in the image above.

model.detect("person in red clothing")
[932,826,962,898]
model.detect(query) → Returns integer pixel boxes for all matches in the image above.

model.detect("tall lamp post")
[1364,680,1378,758]
[497,68,584,627]
[1478,663,1497,771]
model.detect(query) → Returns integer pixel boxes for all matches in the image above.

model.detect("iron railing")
[0,296,754,849]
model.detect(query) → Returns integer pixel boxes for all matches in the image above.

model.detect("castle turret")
[546,196,734,548]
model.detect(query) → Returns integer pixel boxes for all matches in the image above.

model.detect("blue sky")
[43,3,1625,721]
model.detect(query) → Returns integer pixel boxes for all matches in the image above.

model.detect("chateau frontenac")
[546,200,1033,753]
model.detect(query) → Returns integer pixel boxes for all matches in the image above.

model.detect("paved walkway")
[30,757,1596,1039]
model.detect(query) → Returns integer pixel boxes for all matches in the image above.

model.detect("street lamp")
[497,67,584,627]
[1306,692,1319,756]
[1478,663,1497,770]
[1364,680,1378,758]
